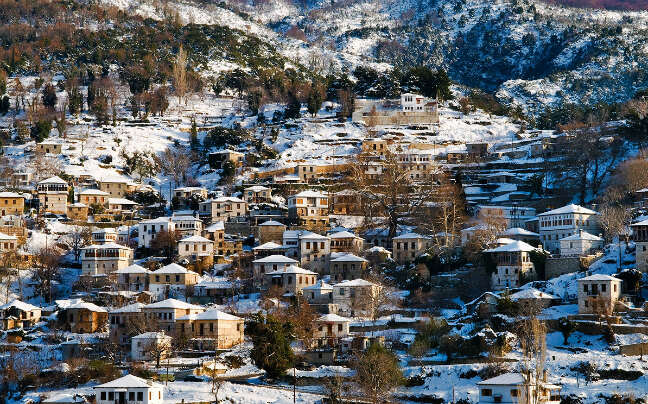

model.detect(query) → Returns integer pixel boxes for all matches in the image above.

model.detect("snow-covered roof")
[109,303,145,314]
[114,264,151,274]
[253,254,298,264]
[302,280,333,290]
[334,279,376,288]
[266,265,317,275]
[330,253,368,263]
[179,235,212,243]
[140,217,171,224]
[393,232,428,240]
[153,263,193,274]
[67,301,107,313]
[176,309,242,321]
[39,176,67,184]
[205,221,225,231]
[94,374,162,389]
[108,198,138,205]
[0,232,17,241]
[0,192,24,198]
[317,313,350,323]
[292,190,327,198]
[82,242,131,250]
[244,185,270,192]
[487,240,536,253]
[79,189,109,196]
[509,288,558,300]
[500,227,539,237]
[259,220,284,226]
[93,228,116,234]
[144,298,204,310]
[329,231,359,239]
[0,299,40,312]
[253,242,284,251]
[560,231,603,241]
[579,274,621,282]
[478,372,526,386]
[132,331,171,340]
[207,196,245,203]
[537,204,598,216]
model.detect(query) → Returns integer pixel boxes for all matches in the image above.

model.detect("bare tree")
[599,204,631,270]
[352,344,402,404]
[0,251,23,304]
[516,310,547,404]
[172,45,188,105]
[33,248,63,303]
[125,313,160,336]
[155,146,191,189]
[347,150,442,238]
[30,151,63,182]
[144,336,171,368]
[68,226,92,262]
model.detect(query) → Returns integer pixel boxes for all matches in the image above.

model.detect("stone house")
[175,309,244,349]
[577,274,622,315]
[65,301,108,333]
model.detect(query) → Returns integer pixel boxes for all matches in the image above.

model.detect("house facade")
[577,274,622,315]
[538,204,600,254]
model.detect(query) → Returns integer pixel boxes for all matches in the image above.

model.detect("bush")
[405,375,426,387]
[598,369,643,381]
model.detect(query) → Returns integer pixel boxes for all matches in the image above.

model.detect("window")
[137,392,143,401]
[481,389,492,396]
[338,324,343,332]
[583,284,588,292]
[101,392,106,400]
[108,392,114,401]
[510,389,518,397]
[601,284,607,292]
[614,284,617,292]
[129,392,135,401]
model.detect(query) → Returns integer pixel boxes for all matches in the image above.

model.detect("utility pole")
[293,366,296,404]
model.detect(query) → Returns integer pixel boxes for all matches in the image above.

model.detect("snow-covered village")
[4,0,648,403]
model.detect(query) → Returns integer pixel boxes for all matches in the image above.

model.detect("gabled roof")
[82,242,131,250]
[579,274,620,282]
[176,309,242,321]
[114,264,150,274]
[560,231,603,241]
[266,265,317,275]
[153,263,192,274]
[205,221,225,231]
[333,279,376,288]
[108,198,138,205]
[509,288,558,300]
[317,313,351,323]
[478,372,526,386]
[298,231,329,240]
[537,204,598,216]
[144,298,204,310]
[0,232,17,241]
[0,192,24,198]
[0,299,39,312]
[94,374,162,389]
[38,176,67,185]
[486,240,536,253]
[253,254,298,264]
[244,185,270,192]
[179,235,212,243]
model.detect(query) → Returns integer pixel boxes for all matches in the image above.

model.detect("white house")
[131,332,172,361]
[477,372,561,404]
[538,204,600,254]
[178,235,214,258]
[559,230,604,256]
[487,240,537,291]
[577,274,623,315]
[313,313,351,347]
[138,217,174,249]
[252,254,298,285]
[94,374,163,404]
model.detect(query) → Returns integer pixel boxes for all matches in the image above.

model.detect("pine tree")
[190,117,200,152]
[307,86,322,117]
[285,92,301,119]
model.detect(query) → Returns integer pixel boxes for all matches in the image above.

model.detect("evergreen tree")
[307,86,323,117]
[190,117,200,152]
[0,95,9,115]
[68,86,83,115]
[246,89,262,116]
[30,119,52,142]
[284,92,301,119]
[42,83,57,110]
[87,84,96,112]
[247,314,295,379]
